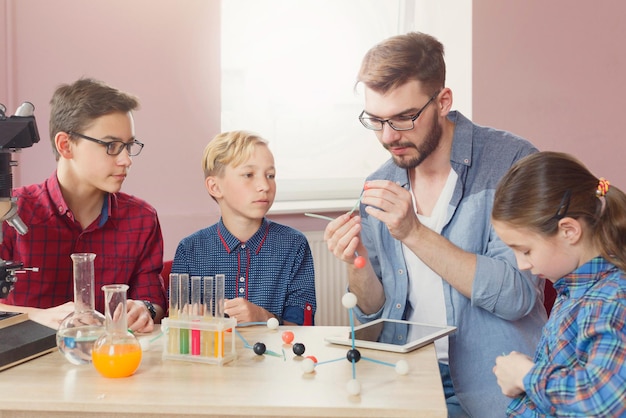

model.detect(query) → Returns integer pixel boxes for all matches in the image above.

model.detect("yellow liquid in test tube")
[214,330,224,358]
[201,276,215,357]
[214,274,225,358]
[201,321,214,356]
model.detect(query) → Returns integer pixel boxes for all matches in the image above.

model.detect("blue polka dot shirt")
[172,218,316,325]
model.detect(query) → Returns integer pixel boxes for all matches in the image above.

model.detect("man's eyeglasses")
[69,131,144,156]
[359,91,440,131]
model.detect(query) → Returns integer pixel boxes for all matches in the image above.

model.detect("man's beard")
[387,112,442,169]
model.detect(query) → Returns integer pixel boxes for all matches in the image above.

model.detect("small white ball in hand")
[395,359,409,375]
[267,317,279,330]
[301,357,316,373]
[342,292,358,309]
[346,379,361,395]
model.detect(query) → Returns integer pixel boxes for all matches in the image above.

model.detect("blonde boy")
[172,131,316,325]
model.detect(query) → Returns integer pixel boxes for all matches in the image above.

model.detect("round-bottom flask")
[92,284,142,378]
[56,253,106,365]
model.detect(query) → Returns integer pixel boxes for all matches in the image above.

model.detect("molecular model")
[236,292,409,396]
[235,317,286,359]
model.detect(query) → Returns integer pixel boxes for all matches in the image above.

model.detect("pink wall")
[1,0,224,259]
[2,1,625,260]
[473,0,626,189]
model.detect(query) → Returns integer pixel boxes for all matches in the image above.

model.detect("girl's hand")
[493,351,534,397]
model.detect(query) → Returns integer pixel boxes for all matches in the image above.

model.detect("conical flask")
[56,253,106,365]
[92,284,142,378]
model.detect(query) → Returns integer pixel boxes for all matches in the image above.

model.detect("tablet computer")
[324,318,457,353]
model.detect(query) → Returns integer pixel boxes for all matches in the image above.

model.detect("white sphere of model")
[395,360,409,375]
[266,317,279,330]
[301,357,316,373]
[341,292,358,309]
[346,379,361,395]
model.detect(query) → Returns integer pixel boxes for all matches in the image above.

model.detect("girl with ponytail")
[491,151,626,417]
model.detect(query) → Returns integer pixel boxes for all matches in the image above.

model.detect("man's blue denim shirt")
[354,111,547,418]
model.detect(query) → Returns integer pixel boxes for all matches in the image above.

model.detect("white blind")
[221,0,471,212]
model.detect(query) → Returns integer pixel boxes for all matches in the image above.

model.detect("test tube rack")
[162,273,236,365]
[162,317,237,365]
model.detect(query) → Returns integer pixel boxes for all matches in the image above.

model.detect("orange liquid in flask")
[92,343,142,378]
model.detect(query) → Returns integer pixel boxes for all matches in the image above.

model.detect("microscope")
[0,101,40,298]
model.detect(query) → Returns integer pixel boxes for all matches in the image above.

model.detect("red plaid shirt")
[0,172,167,313]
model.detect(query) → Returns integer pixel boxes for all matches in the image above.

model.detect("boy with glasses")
[0,78,166,332]
[324,32,546,417]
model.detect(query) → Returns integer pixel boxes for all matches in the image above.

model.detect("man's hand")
[361,180,421,242]
[324,213,364,265]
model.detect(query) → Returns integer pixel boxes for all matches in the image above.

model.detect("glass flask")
[56,253,106,365]
[92,284,142,378]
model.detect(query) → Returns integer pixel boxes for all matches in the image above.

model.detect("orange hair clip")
[596,177,610,197]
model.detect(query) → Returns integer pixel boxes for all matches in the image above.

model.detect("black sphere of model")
[253,342,267,355]
[292,342,306,356]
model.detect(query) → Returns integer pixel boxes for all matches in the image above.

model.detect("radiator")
[305,231,350,326]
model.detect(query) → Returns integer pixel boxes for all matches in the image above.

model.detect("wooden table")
[0,325,446,417]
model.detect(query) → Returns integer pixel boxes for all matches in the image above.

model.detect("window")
[221,0,471,213]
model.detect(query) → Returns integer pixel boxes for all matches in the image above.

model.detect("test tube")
[214,274,225,358]
[201,276,214,357]
[179,273,190,355]
[190,276,202,356]
[203,276,214,318]
[168,273,180,354]
[215,274,225,318]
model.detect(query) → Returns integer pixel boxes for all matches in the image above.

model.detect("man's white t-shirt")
[403,168,457,364]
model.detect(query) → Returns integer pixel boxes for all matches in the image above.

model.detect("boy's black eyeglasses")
[358,91,440,131]
[69,131,144,156]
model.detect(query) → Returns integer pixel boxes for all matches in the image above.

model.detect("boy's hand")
[224,297,273,324]
[126,299,155,333]
[28,301,75,329]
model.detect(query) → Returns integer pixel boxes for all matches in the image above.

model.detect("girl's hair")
[356,31,445,95]
[201,130,268,178]
[492,151,626,272]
